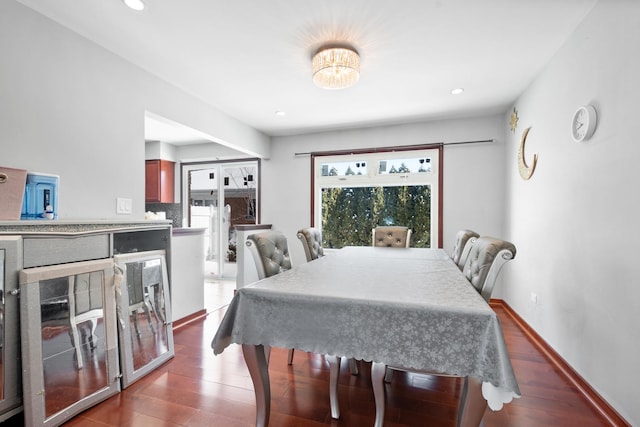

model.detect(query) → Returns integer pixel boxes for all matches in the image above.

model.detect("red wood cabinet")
[145,159,175,203]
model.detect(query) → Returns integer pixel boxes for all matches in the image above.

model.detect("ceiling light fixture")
[123,0,145,11]
[451,88,464,95]
[312,45,360,90]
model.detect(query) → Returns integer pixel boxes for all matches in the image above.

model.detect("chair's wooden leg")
[372,362,387,427]
[132,308,141,336]
[242,344,270,427]
[383,366,394,383]
[68,275,83,369]
[142,298,155,334]
[88,318,98,349]
[327,355,341,419]
[457,376,487,427]
[287,348,294,365]
[264,345,271,365]
[69,321,83,369]
[348,358,359,375]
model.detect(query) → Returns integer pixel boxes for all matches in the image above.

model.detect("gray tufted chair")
[451,229,480,270]
[372,226,412,248]
[246,230,295,364]
[246,231,292,279]
[463,236,517,302]
[297,227,324,262]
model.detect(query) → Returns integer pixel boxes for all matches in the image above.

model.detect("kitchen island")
[171,227,206,322]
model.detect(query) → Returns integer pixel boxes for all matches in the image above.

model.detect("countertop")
[0,219,173,235]
[172,227,206,236]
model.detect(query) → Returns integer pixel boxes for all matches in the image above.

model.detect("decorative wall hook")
[510,108,519,133]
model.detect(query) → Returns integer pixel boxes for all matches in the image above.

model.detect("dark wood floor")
[9,301,616,426]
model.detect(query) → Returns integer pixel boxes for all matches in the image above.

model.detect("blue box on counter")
[21,173,59,220]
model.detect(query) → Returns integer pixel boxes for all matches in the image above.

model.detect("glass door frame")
[0,237,23,422]
[180,158,260,278]
[114,250,174,389]
[19,258,120,427]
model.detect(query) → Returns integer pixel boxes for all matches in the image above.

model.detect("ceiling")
[17,0,597,141]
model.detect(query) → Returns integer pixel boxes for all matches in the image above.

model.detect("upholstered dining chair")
[296,227,324,262]
[246,230,295,364]
[246,230,292,279]
[372,226,412,248]
[462,236,517,303]
[451,229,480,270]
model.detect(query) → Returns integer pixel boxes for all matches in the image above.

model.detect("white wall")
[4,0,636,423]
[175,142,249,163]
[145,141,178,162]
[0,1,269,219]
[146,140,251,163]
[266,116,507,268]
[502,1,640,424]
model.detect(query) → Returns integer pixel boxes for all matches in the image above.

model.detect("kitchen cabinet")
[0,221,175,427]
[0,237,24,422]
[145,159,175,203]
[112,250,173,389]
[20,257,120,426]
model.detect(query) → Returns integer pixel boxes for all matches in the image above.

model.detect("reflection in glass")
[320,160,367,177]
[378,156,432,174]
[0,249,4,401]
[125,258,169,372]
[39,272,107,417]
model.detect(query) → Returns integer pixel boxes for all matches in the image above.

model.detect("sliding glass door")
[181,160,259,278]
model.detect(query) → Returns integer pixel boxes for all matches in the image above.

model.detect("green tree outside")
[321,185,431,248]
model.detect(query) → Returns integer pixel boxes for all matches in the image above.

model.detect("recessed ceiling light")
[451,88,464,95]
[123,0,145,11]
[275,110,286,116]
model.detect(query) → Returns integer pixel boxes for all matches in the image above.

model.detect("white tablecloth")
[212,247,520,407]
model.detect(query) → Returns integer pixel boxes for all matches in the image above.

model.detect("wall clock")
[571,105,597,142]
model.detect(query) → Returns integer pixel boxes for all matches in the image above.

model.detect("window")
[313,147,441,248]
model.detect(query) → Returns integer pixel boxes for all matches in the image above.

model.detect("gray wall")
[2,0,638,424]
[501,1,639,423]
[265,3,640,424]
[0,1,269,219]
[266,115,507,275]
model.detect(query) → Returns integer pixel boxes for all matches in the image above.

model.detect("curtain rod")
[293,138,494,157]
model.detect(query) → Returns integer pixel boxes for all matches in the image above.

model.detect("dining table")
[211,246,520,427]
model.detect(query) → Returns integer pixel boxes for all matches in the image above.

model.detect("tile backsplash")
[145,203,182,228]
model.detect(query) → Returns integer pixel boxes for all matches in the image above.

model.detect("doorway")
[181,160,259,279]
